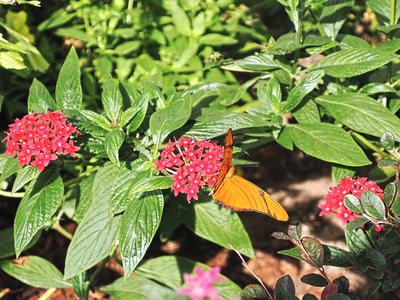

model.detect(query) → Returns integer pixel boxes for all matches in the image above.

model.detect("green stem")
[52,222,73,240]
[89,246,116,286]
[390,0,397,26]
[0,190,25,198]
[351,132,391,159]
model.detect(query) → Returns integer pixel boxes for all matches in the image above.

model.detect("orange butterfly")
[212,128,289,221]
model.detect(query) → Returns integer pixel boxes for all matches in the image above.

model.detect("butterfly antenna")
[231,247,273,300]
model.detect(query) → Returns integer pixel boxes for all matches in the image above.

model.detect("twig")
[0,288,10,299]
[38,288,56,300]
[52,222,73,240]
[0,190,25,198]
[232,248,273,300]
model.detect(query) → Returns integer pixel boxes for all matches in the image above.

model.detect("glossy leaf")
[0,256,71,288]
[241,284,268,300]
[102,78,123,122]
[292,99,320,124]
[120,191,164,277]
[27,78,56,113]
[302,237,324,267]
[64,165,122,279]
[315,48,395,78]
[360,190,386,220]
[105,129,125,165]
[274,275,295,300]
[381,131,395,150]
[75,174,95,223]
[331,165,356,184]
[55,47,82,109]
[316,94,400,140]
[344,224,372,254]
[72,273,90,300]
[0,156,19,182]
[14,170,63,257]
[12,166,39,193]
[181,198,255,258]
[344,195,363,214]
[301,273,328,287]
[288,123,370,166]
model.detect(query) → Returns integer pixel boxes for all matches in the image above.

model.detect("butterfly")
[212,128,289,221]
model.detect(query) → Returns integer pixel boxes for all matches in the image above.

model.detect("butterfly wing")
[213,128,233,192]
[212,172,289,221]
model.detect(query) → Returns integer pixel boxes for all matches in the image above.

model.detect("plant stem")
[63,168,98,188]
[232,248,273,300]
[52,222,73,240]
[390,0,397,26]
[351,132,391,159]
[0,288,10,299]
[38,288,56,300]
[0,190,25,198]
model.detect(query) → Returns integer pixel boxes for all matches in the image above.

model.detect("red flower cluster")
[155,136,224,202]
[319,177,384,225]
[3,112,80,171]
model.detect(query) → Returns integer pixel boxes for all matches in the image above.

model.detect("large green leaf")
[149,99,191,140]
[319,0,354,38]
[12,166,39,193]
[136,256,242,299]
[27,78,56,113]
[187,112,266,139]
[316,94,400,140]
[105,129,125,165]
[367,0,400,25]
[288,123,370,166]
[120,191,164,277]
[101,276,182,300]
[167,0,191,36]
[102,78,123,122]
[292,99,320,124]
[64,165,121,279]
[0,156,19,182]
[0,229,15,259]
[285,70,324,112]
[234,53,285,72]
[14,169,64,257]
[315,48,395,78]
[55,47,82,109]
[75,174,95,223]
[0,256,71,288]
[128,176,173,197]
[181,198,255,258]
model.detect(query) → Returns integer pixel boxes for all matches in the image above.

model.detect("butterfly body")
[212,129,289,221]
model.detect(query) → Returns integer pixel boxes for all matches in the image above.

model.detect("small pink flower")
[178,267,225,300]
[155,137,224,202]
[3,112,80,171]
[318,177,384,224]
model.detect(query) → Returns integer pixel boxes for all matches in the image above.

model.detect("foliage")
[0,0,400,299]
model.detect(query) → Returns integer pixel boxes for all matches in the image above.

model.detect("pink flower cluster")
[155,136,224,202]
[319,177,384,227]
[3,112,80,171]
[178,267,225,300]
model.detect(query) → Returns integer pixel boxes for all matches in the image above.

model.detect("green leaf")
[383,181,397,207]
[331,164,356,184]
[72,273,90,300]
[78,110,113,132]
[128,176,173,197]
[199,33,237,46]
[315,48,395,78]
[0,156,19,182]
[301,273,328,287]
[301,237,324,267]
[102,79,123,122]
[367,0,400,25]
[120,191,164,277]
[14,170,63,257]
[292,99,320,124]
[344,195,363,214]
[187,112,266,139]
[288,123,370,166]
[241,284,268,300]
[149,99,191,140]
[0,51,26,70]
[285,70,324,112]
[128,98,148,133]
[105,129,125,165]
[0,229,15,259]
[28,79,56,113]
[37,9,75,31]
[274,275,295,300]
[368,248,386,268]
[319,0,354,39]
[316,94,400,140]
[167,0,191,36]
[0,256,71,288]
[55,47,82,110]
[235,53,284,71]
[346,216,369,231]
[381,131,395,150]
[360,190,386,220]
[345,224,372,254]
[358,83,396,95]
[64,165,122,279]
[12,166,39,193]
[75,174,95,223]
[136,256,241,299]
[101,275,183,300]
[257,77,281,114]
[181,198,255,258]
